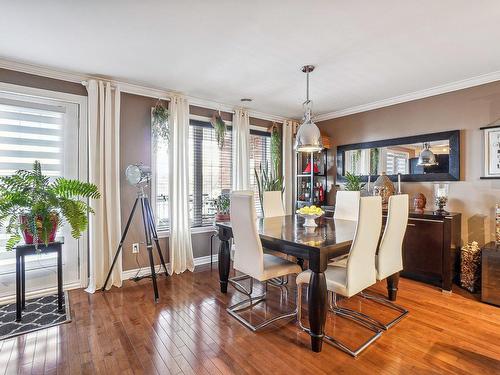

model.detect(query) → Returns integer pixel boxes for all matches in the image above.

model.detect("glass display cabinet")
[295,149,328,208]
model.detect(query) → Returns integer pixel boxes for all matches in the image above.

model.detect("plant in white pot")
[0,161,100,250]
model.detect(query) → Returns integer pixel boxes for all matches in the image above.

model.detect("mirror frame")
[336,130,460,182]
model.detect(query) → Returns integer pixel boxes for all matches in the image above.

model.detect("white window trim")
[0,81,88,289]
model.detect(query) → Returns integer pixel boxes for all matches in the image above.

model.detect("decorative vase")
[413,193,427,214]
[434,183,449,215]
[373,172,395,205]
[20,213,58,244]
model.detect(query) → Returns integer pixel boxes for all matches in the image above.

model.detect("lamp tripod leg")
[101,197,140,291]
[140,197,159,302]
[144,196,168,275]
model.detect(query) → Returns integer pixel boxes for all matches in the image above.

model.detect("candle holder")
[434,183,449,215]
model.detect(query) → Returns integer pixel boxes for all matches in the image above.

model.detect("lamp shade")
[417,142,438,166]
[295,117,323,153]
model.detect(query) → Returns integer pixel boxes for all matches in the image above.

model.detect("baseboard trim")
[0,281,81,305]
[121,254,218,280]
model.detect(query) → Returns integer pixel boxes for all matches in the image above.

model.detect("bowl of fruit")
[296,205,325,227]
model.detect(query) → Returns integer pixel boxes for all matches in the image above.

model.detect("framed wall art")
[481,125,500,179]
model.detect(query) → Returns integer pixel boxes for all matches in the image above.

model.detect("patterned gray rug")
[0,292,71,340]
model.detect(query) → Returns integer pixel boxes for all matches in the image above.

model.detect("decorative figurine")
[413,193,427,214]
[373,172,395,205]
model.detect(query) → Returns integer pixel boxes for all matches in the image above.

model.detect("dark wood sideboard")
[482,242,500,306]
[384,211,462,292]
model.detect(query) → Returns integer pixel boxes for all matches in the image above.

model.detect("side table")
[481,241,500,306]
[15,240,64,322]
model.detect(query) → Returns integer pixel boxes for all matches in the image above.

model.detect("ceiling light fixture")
[295,65,323,153]
[417,142,438,166]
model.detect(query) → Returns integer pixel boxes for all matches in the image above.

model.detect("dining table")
[216,214,401,353]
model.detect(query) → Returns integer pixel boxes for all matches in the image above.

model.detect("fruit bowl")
[296,205,325,227]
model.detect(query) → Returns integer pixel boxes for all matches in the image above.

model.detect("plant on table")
[0,161,100,250]
[214,193,231,221]
[344,171,365,191]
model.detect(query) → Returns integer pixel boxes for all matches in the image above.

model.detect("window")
[249,130,271,216]
[154,135,169,231]
[386,150,409,175]
[189,120,232,227]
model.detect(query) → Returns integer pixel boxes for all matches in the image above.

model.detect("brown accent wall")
[0,68,87,96]
[318,80,500,245]
[120,93,217,270]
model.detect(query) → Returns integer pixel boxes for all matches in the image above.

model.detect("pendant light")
[295,65,323,153]
[417,142,438,166]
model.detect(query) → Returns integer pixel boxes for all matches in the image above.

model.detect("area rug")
[0,292,71,340]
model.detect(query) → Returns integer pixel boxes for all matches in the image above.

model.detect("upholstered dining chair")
[334,190,361,221]
[359,194,409,330]
[296,196,383,357]
[262,191,285,218]
[227,191,302,331]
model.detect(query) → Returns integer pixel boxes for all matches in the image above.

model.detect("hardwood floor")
[1,264,499,375]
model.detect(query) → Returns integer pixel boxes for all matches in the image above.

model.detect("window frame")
[0,81,88,290]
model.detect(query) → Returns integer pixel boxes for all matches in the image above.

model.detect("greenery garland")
[151,100,169,149]
[270,123,281,176]
[210,113,227,149]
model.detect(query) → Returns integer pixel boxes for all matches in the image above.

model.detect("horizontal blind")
[0,98,66,253]
[189,120,232,227]
[249,131,271,217]
[0,99,64,177]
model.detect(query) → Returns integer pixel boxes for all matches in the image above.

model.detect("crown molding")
[314,70,500,122]
[0,57,289,122]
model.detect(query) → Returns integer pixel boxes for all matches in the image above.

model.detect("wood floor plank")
[2,264,499,374]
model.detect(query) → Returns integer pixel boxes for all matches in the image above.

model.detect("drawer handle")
[407,223,416,227]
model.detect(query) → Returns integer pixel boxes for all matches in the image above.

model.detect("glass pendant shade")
[417,142,438,166]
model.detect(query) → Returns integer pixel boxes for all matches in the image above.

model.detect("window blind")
[189,120,232,227]
[249,130,271,217]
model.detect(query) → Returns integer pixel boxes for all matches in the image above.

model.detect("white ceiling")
[1,1,500,119]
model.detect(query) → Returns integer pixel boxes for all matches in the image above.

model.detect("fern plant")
[344,171,365,191]
[0,161,100,250]
[210,113,227,150]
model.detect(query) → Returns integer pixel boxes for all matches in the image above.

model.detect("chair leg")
[359,291,409,330]
[296,284,382,358]
[227,276,296,332]
[329,292,386,331]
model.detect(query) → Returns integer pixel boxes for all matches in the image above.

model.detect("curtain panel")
[282,120,297,215]
[85,80,122,293]
[168,95,195,274]
[232,108,250,190]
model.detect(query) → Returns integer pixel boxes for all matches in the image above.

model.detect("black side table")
[15,239,64,322]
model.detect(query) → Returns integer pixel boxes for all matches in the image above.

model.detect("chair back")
[334,191,360,221]
[263,191,285,218]
[230,191,264,278]
[377,194,409,280]
[345,196,382,296]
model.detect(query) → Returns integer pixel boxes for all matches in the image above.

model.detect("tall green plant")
[0,161,100,250]
[344,171,365,191]
[254,164,283,210]
[270,123,281,175]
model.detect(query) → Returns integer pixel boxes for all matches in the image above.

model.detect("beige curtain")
[232,108,250,190]
[282,120,297,214]
[85,80,122,292]
[168,95,195,274]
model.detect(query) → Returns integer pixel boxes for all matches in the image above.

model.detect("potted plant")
[0,161,100,250]
[344,171,365,191]
[214,193,230,222]
[254,164,283,210]
[151,100,169,149]
[210,113,227,150]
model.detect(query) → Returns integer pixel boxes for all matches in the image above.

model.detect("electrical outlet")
[132,243,140,254]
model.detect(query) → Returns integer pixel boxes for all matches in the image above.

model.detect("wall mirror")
[336,130,460,182]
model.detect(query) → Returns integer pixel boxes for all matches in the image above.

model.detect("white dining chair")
[334,190,360,221]
[296,196,383,357]
[227,191,302,331]
[360,194,409,330]
[329,190,361,264]
[262,190,285,218]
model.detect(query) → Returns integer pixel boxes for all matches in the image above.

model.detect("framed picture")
[481,125,500,179]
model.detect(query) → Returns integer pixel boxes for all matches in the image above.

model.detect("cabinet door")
[403,219,443,282]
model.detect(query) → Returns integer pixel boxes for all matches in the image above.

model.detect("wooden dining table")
[216,214,400,353]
